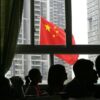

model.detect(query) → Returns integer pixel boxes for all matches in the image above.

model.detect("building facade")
[88,0,100,61]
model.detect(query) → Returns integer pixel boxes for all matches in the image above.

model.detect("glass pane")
[17,0,31,44]
[18,0,66,45]
[5,54,100,84]
[6,54,50,84]
[34,0,66,45]
[72,0,100,45]
[18,0,100,45]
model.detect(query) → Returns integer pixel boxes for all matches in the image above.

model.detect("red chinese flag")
[40,17,79,64]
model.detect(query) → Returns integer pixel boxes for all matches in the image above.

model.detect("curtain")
[0,0,23,77]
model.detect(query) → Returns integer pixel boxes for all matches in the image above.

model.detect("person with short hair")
[48,64,67,95]
[64,59,98,98]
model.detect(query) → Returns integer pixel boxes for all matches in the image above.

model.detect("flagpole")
[50,54,54,66]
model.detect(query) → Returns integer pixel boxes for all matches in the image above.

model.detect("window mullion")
[65,0,72,47]
[31,0,35,45]
[16,45,100,54]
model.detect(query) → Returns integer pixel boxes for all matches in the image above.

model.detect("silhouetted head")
[10,76,24,87]
[73,59,97,83]
[48,64,67,90]
[28,68,42,85]
[95,55,100,77]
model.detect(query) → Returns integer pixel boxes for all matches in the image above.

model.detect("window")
[6,0,100,84]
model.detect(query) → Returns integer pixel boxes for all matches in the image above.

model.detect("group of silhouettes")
[0,55,100,100]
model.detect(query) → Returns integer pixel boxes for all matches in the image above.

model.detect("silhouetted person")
[48,64,67,95]
[95,55,100,77]
[94,55,100,98]
[0,76,12,99]
[64,59,98,98]
[25,68,42,96]
[10,76,24,99]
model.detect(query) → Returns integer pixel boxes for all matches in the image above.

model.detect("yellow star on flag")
[45,24,50,32]
[56,30,59,34]
[52,34,56,38]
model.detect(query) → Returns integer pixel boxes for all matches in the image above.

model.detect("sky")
[72,0,88,59]
[72,0,88,45]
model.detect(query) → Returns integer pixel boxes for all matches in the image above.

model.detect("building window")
[88,18,92,31]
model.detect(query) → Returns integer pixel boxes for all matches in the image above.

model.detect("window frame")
[16,0,100,55]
